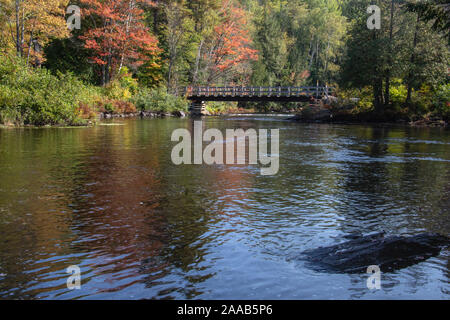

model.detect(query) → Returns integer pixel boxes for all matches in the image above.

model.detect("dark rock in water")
[301,232,449,273]
[342,232,363,240]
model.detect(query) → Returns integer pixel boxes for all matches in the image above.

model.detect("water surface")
[0,117,449,299]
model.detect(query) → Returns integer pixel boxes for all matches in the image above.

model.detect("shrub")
[76,103,92,120]
[103,79,132,101]
[103,101,115,113]
[103,67,139,101]
[337,87,373,111]
[113,101,137,114]
[431,83,450,120]
[118,67,139,95]
[206,101,238,114]
[389,79,408,108]
[0,54,101,126]
[131,86,188,112]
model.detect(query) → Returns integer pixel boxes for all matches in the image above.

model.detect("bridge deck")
[184,86,333,102]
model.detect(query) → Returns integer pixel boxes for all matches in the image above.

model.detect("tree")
[186,0,222,84]
[0,0,13,53]
[162,0,196,92]
[187,0,258,85]
[2,0,69,65]
[250,0,347,87]
[340,0,388,113]
[80,0,161,85]
[403,14,449,106]
[252,1,291,86]
[204,1,258,83]
[384,0,394,107]
[341,0,449,115]
[406,0,450,42]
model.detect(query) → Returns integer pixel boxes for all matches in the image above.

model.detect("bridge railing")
[182,86,335,98]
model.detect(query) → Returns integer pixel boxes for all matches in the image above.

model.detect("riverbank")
[288,113,448,127]
[1,111,448,128]
[286,99,449,127]
[2,56,448,128]
[0,55,190,127]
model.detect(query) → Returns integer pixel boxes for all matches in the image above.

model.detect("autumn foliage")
[79,0,161,85]
[213,2,258,72]
[204,0,258,83]
[1,0,69,65]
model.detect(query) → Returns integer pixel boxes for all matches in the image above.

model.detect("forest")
[0,0,448,125]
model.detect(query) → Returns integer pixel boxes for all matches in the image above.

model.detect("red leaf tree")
[80,0,160,85]
[204,0,258,84]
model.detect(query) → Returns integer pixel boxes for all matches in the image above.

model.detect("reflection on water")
[0,118,449,299]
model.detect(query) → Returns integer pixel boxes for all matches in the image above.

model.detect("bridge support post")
[189,100,207,116]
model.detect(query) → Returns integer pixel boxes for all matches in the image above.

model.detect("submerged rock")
[301,232,449,273]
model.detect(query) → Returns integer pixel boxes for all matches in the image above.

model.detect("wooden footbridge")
[183,86,334,114]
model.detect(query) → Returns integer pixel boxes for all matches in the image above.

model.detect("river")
[0,116,449,299]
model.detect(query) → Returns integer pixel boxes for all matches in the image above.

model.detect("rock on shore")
[100,110,186,119]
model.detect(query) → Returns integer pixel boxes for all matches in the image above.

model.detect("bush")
[113,100,137,114]
[337,87,373,111]
[103,67,139,101]
[431,84,450,120]
[389,79,407,108]
[0,55,192,126]
[131,86,188,112]
[0,55,101,126]
[206,101,237,114]
[103,79,132,101]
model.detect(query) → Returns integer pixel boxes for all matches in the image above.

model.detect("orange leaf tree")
[80,0,161,85]
[202,0,258,84]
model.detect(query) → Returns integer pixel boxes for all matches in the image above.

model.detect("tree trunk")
[372,42,383,114]
[15,0,21,55]
[192,39,204,85]
[118,0,134,75]
[153,1,159,35]
[14,0,25,57]
[167,55,174,90]
[308,37,316,72]
[406,14,420,106]
[373,77,384,114]
[105,54,112,84]
[324,36,330,83]
[384,0,394,107]
[26,31,33,66]
[101,64,106,86]
[20,5,24,56]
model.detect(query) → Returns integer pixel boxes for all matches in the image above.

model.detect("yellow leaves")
[3,0,70,63]
[23,0,70,38]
